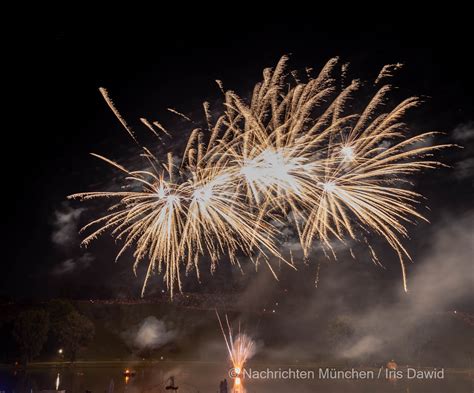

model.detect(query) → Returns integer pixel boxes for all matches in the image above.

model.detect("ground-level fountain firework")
[216,312,256,393]
[69,56,451,297]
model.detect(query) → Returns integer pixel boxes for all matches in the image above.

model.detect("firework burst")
[70,56,450,296]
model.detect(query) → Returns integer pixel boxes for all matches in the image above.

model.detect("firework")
[216,312,255,393]
[69,148,278,298]
[70,56,450,296]
[222,57,450,290]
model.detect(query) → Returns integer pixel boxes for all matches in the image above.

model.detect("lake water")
[0,363,472,393]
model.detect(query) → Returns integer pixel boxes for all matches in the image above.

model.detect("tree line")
[2,299,95,364]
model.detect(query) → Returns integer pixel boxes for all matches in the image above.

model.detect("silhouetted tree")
[13,309,49,364]
[47,299,75,340]
[56,311,95,361]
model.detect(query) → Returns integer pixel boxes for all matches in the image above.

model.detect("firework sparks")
[216,312,255,393]
[70,56,450,296]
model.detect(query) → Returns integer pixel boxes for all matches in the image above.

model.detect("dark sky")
[4,20,473,301]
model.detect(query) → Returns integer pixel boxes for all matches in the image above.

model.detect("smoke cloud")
[339,212,474,359]
[51,204,85,248]
[124,316,177,351]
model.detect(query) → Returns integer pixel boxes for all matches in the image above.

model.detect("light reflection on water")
[0,364,472,393]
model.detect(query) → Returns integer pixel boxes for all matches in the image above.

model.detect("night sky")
[4,20,473,302]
